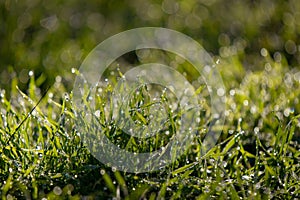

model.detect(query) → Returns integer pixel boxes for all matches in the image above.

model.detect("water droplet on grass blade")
[0,90,5,98]
[100,169,105,175]
[284,108,291,117]
[28,70,34,77]
[64,93,70,101]
[94,110,101,118]
[260,48,268,57]
[111,167,116,172]
[242,175,251,181]
[229,89,235,96]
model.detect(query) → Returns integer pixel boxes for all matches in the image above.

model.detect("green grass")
[0,49,300,199]
[1,0,300,199]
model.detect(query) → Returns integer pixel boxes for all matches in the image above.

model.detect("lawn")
[1,0,300,199]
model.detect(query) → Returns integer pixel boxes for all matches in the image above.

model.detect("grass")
[0,49,300,200]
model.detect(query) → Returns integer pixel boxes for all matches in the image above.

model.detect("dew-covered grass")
[1,49,300,199]
[2,0,300,199]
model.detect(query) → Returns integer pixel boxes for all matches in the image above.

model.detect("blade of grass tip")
[276,126,286,155]
[114,171,128,196]
[2,173,13,198]
[194,84,206,96]
[126,185,149,200]
[102,171,116,194]
[158,181,167,199]
[283,115,299,153]
[221,134,237,155]
[3,86,51,149]
[202,134,235,159]
[171,162,196,176]
[149,192,156,200]
[229,184,240,200]
[135,111,148,125]
[29,71,36,100]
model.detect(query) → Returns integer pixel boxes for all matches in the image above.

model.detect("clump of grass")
[1,50,300,199]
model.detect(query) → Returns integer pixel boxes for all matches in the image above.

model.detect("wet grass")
[0,51,300,199]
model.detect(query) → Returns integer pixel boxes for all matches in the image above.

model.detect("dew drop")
[250,106,257,114]
[64,93,70,101]
[284,108,290,117]
[254,127,259,134]
[0,90,5,98]
[48,92,53,98]
[29,70,34,77]
[100,169,105,175]
[71,68,76,74]
[265,63,272,71]
[242,175,250,181]
[260,48,268,57]
[94,110,101,118]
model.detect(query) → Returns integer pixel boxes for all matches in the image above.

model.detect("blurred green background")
[1,0,300,92]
